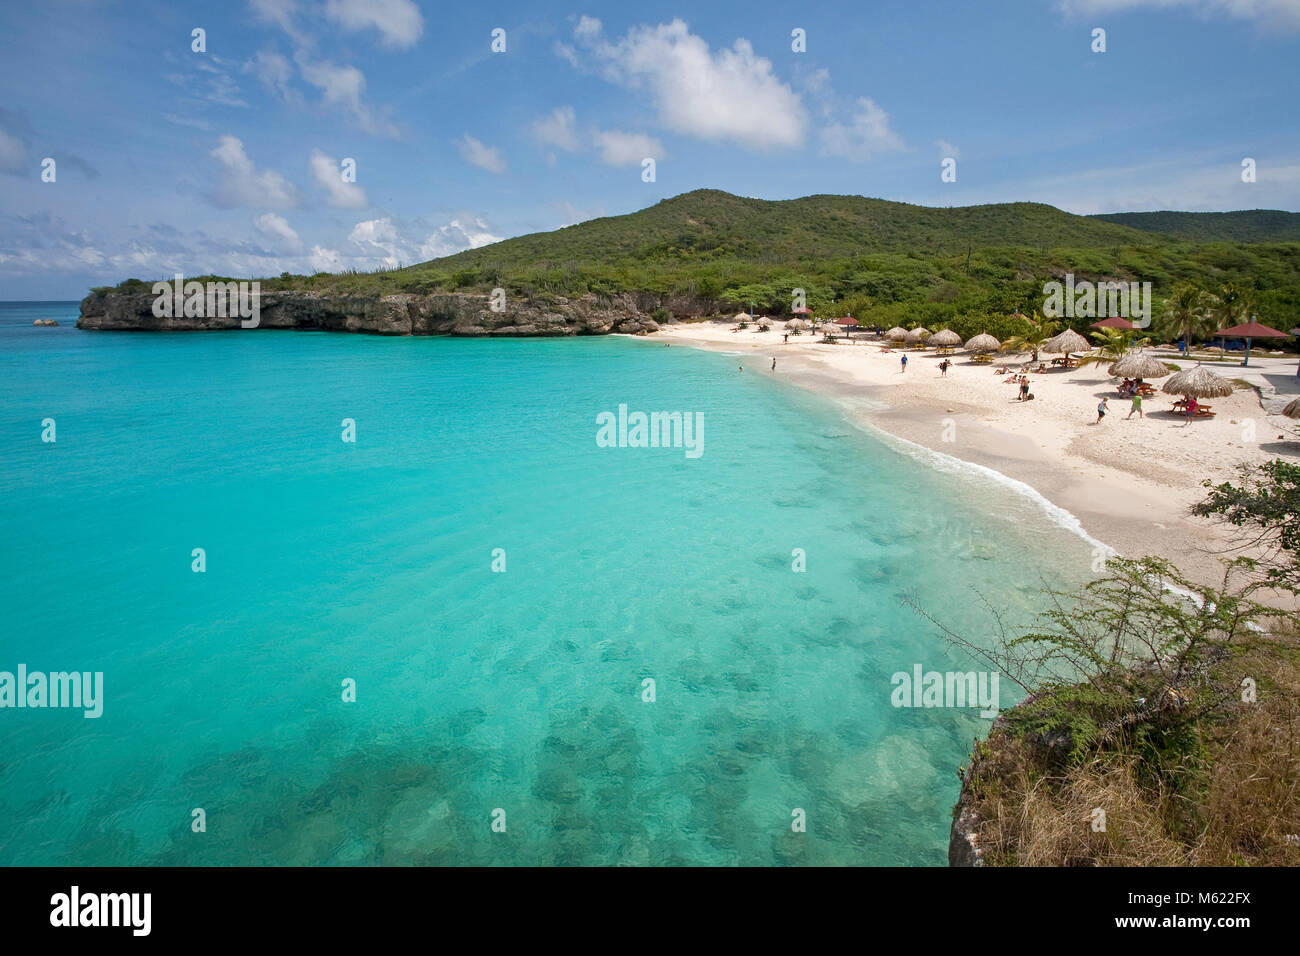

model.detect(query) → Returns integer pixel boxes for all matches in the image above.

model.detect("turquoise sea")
[0,300,1094,866]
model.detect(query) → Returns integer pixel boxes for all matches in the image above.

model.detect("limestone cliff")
[76,289,661,336]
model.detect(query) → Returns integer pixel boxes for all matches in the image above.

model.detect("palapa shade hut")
[1108,349,1171,379]
[905,326,931,345]
[1213,320,1290,367]
[1044,329,1091,358]
[928,329,962,347]
[964,333,1001,353]
[1161,365,1234,399]
[786,318,809,330]
[886,326,909,342]
[1283,397,1300,420]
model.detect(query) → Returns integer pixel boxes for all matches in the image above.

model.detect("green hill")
[99,189,1300,338]
[1090,210,1300,243]
[422,189,1155,270]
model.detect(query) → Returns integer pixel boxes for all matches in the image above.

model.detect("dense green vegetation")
[1092,209,1300,243]
[1195,460,1300,593]
[95,189,1300,341]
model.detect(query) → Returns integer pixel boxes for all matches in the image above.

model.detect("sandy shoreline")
[651,320,1300,604]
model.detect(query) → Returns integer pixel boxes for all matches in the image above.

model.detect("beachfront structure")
[1161,364,1234,399]
[1109,350,1171,379]
[1212,320,1289,368]
[964,333,1001,353]
[1044,329,1090,359]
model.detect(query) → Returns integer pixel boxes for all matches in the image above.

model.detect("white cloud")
[455,134,507,174]
[937,139,960,159]
[296,55,397,136]
[1058,0,1300,30]
[308,245,345,272]
[249,0,299,35]
[819,97,904,161]
[348,217,406,267]
[348,217,399,244]
[309,149,368,208]
[248,50,299,104]
[418,217,502,259]
[325,215,504,267]
[531,106,580,154]
[591,129,666,166]
[210,135,298,208]
[0,211,313,282]
[254,212,302,250]
[571,17,806,148]
[324,0,424,48]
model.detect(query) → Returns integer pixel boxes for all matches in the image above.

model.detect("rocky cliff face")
[948,690,1076,866]
[76,290,661,336]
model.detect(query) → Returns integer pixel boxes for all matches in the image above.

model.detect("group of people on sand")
[758,337,1213,428]
[1096,391,1147,423]
[995,368,1034,402]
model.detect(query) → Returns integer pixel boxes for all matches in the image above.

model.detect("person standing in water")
[771,356,776,371]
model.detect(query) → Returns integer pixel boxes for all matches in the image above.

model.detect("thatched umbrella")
[928,329,961,347]
[886,326,909,341]
[732,312,750,323]
[786,318,809,330]
[1161,365,1234,399]
[1283,397,1300,420]
[1044,329,1091,358]
[1108,350,1172,379]
[964,332,1001,353]
[905,326,931,345]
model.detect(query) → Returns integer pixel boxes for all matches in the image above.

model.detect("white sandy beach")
[654,319,1300,601]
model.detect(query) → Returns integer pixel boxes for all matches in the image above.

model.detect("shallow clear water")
[0,301,1093,865]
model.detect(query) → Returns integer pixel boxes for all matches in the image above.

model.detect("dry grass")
[967,631,1300,866]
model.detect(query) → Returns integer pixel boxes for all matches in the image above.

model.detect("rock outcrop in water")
[77,289,661,336]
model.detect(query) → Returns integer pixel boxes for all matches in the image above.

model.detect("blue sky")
[1,0,1298,299]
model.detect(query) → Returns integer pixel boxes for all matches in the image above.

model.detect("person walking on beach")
[1019,379,1030,402]
[900,354,908,373]
[1095,397,1108,424]
[1126,391,1143,419]
[939,359,950,377]
[771,356,776,371]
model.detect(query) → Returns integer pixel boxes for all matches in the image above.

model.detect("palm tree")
[1077,326,1152,368]
[1157,283,1211,351]
[1211,282,1249,332]
[1000,311,1061,363]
